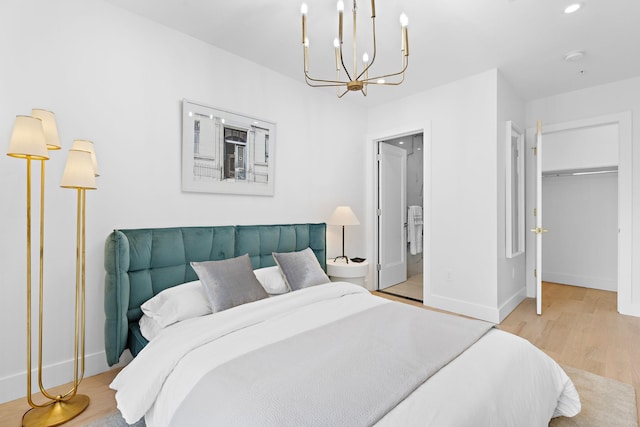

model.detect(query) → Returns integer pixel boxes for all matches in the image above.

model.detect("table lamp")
[328,206,360,263]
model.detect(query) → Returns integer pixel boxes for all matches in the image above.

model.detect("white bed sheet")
[111,282,579,426]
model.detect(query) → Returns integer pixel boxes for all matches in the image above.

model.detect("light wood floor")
[1,281,638,426]
[380,273,423,301]
[499,282,640,422]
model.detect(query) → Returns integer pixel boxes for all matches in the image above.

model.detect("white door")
[378,142,407,289]
[532,121,547,315]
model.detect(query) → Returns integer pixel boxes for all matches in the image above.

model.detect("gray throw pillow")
[191,254,268,313]
[273,247,330,291]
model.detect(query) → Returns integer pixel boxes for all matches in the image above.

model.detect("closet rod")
[542,169,618,178]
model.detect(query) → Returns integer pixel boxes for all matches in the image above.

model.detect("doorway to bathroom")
[376,133,424,302]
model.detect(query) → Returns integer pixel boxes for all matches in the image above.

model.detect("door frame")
[524,112,632,314]
[368,123,432,298]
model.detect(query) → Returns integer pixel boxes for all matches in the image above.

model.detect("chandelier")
[301,0,409,98]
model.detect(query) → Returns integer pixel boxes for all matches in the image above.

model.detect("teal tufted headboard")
[104,223,326,366]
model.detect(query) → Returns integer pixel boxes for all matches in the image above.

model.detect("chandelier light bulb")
[400,13,409,27]
[337,0,344,12]
[304,37,309,47]
[334,38,340,48]
[362,52,369,63]
[300,3,307,15]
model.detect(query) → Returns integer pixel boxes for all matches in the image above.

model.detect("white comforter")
[111,282,580,426]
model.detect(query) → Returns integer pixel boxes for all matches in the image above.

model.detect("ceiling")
[104,0,640,107]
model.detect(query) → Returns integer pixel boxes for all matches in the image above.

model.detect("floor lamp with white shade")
[7,112,98,426]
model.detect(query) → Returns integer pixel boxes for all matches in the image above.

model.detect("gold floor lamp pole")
[61,140,100,394]
[7,113,97,426]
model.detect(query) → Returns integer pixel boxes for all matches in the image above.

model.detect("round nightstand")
[326,259,369,287]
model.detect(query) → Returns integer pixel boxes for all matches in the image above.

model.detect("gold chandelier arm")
[303,42,350,87]
[337,87,351,98]
[363,56,409,85]
[352,1,357,78]
[304,72,350,87]
[356,17,377,81]
[338,44,354,82]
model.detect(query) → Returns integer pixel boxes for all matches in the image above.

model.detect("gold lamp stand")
[7,113,98,427]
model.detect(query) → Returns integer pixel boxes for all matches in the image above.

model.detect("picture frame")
[181,99,275,196]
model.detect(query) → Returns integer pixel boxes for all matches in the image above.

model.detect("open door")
[532,120,548,315]
[378,142,407,289]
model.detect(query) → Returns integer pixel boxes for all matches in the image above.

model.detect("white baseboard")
[618,300,640,317]
[0,350,112,404]
[498,288,527,323]
[425,293,500,323]
[542,272,617,292]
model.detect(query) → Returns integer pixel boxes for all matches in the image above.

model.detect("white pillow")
[140,280,211,328]
[254,266,290,295]
[138,313,163,341]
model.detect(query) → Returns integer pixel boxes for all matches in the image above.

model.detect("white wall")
[367,69,502,322]
[526,77,639,316]
[542,173,618,291]
[496,71,527,319]
[542,124,619,172]
[0,0,367,403]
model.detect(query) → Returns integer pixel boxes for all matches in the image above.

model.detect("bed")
[104,223,580,426]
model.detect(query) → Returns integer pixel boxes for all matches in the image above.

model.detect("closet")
[541,124,618,291]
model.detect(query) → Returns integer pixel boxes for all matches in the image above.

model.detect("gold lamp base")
[22,394,90,427]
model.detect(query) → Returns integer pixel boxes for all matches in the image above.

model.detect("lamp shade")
[71,139,99,176]
[31,109,61,150]
[6,115,49,160]
[328,206,360,226]
[60,149,96,190]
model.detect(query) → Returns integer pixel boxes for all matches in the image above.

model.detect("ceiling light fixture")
[301,1,409,98]
[563,50,585,62]
[564,3,582,14]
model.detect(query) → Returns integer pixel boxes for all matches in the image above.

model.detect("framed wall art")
[181,99,275,196]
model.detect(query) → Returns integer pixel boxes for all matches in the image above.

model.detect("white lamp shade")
[328,206,360,226]
[6,115,49,160]
[71,139,99,176]
[60,149,96,189]
[31,109,61,150]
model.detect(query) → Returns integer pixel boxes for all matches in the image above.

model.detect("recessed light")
[399,141,404,145]
[564,3,582,14]
[563,50,585,62]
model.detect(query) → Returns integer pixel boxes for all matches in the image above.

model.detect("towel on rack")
[407,205,423,255]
